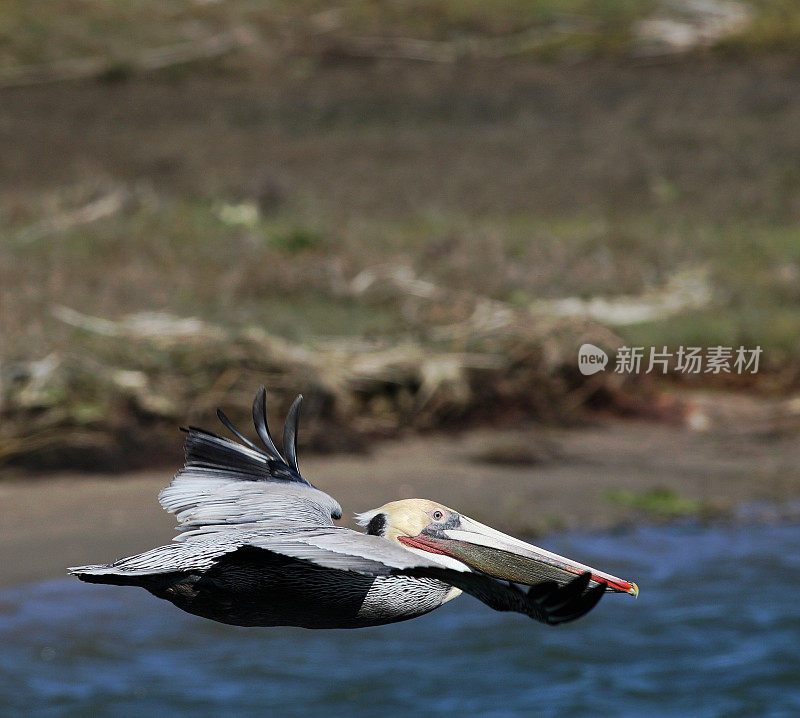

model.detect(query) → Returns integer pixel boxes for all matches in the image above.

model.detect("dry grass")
[2,0,799,79]
[0,0,658,73]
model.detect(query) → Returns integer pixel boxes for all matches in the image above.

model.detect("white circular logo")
[578,344,608,375]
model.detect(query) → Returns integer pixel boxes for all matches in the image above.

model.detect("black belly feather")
[93,546,452,629]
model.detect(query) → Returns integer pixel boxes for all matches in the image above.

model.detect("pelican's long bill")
[400,514,639,596]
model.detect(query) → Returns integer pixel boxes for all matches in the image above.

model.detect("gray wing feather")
[159,388,343,537]
[68,539,231,576]
[161,480,340,533]
[72,526,448,577]
[244,528,455,575]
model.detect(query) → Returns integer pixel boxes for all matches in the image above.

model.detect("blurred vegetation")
[2,1,800,469]
[6,200,800,368]
[606,486,705,518]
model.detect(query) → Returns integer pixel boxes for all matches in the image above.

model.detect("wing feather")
[159,388,342,536]
[398,565,605,625]
[252,385,286,462]
[246,528,453,575]
[282,395,302,473]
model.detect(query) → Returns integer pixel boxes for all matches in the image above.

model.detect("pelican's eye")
[431,509,445,522]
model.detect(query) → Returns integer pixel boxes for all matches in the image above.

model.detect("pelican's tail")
[68,563,149,586]
[68,542,219,587]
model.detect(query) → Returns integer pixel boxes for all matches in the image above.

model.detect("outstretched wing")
[404,566,605,625]
[68,522,445,580]
[159,387,343,535]
[70,517,603,625]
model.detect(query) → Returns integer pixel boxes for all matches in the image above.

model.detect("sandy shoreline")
[3,396,800,590]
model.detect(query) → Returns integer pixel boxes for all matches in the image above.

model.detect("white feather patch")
[354,509,381,526]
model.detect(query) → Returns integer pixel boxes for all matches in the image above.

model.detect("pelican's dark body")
[81,547,454,629]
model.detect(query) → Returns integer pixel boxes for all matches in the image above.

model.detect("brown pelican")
[70,387,638,629]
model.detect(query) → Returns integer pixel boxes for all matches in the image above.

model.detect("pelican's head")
[357,498,638,596]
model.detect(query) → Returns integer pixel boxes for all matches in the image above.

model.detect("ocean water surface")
[1,522,798,717]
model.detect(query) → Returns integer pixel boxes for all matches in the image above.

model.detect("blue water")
[1,523,799,717]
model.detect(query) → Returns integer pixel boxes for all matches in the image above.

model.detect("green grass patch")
[268,227,326,254]
[606,487,705,518]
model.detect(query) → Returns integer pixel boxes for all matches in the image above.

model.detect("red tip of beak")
[594,576,639,596]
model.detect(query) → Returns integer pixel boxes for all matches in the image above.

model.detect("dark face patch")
[366,513,387,536]
[422,509,460,537]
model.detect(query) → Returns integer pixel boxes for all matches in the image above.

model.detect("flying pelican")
[70,387,638,629]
